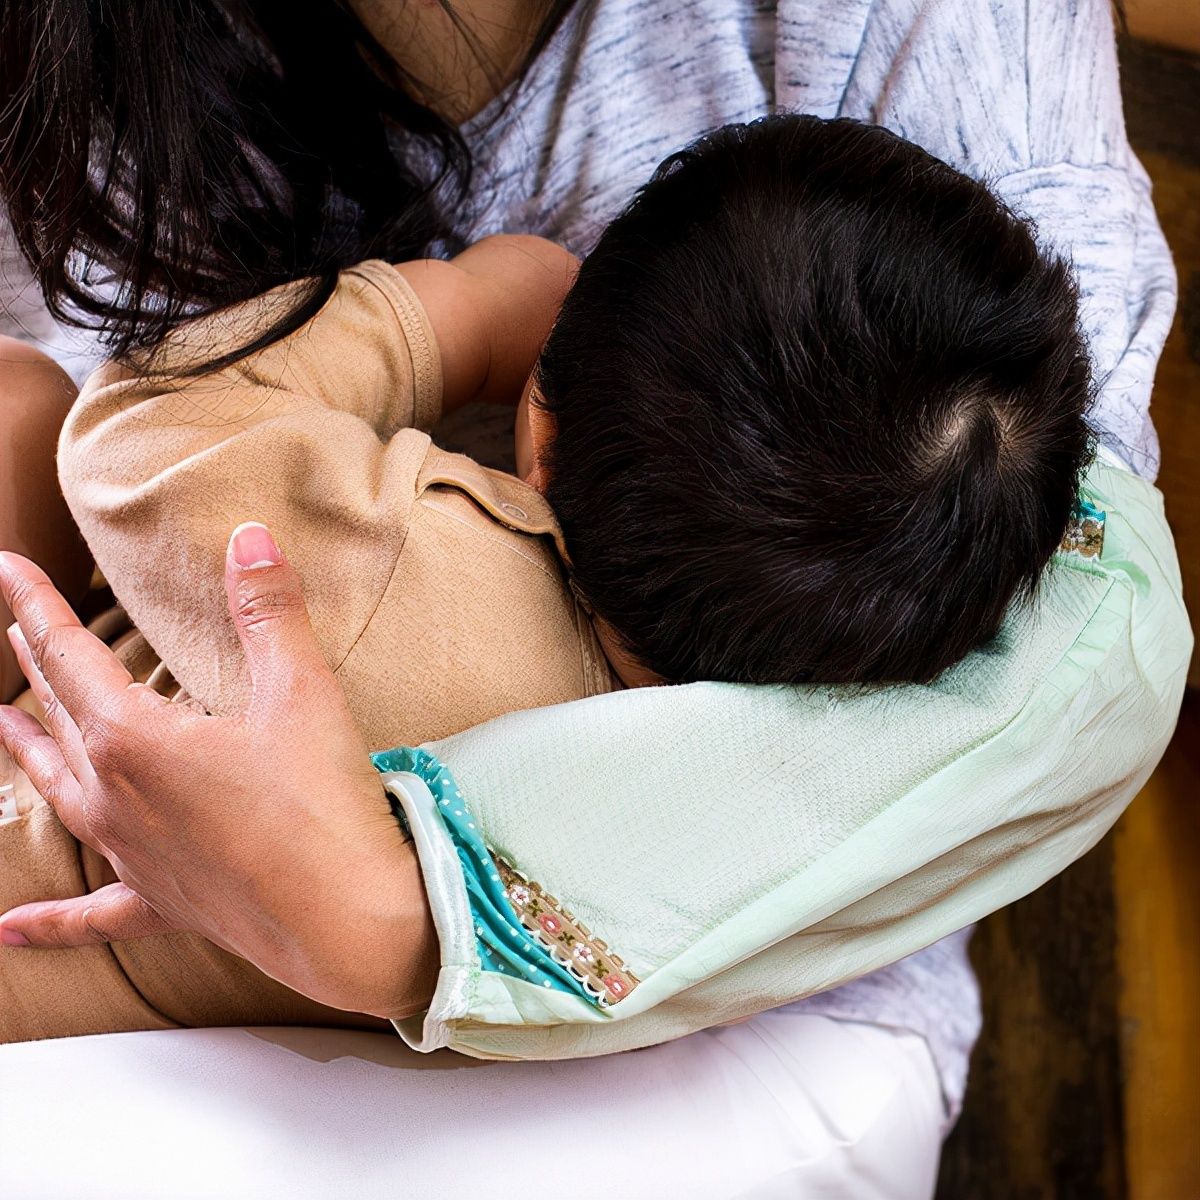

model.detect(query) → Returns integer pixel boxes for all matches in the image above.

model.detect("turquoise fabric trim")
[371,747,601,1006]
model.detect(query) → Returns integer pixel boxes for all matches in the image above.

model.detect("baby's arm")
[397,235,578,409]
[0,337,90,701]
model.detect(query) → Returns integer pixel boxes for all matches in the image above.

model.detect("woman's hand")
[0,524,438,1019]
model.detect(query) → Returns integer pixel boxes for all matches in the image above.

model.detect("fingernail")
[230,522,282,569]
[0,926,29,947]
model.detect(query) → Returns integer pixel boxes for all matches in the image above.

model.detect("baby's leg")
[0,336,92,702]
[0,802,175,1039]
[0,801,389,1042]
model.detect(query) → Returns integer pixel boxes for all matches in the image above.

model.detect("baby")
[20,116,1093,763]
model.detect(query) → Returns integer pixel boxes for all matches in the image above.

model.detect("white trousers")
[0,1012,944,1199]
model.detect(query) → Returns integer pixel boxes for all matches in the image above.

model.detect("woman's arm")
[0,450,1188,1054]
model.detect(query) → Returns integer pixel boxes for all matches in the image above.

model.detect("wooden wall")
[1127,0,1200,56]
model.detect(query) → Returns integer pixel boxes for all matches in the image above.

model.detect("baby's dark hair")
[536,115,1093,686]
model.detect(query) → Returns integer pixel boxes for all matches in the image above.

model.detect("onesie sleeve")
[58,262,444,717]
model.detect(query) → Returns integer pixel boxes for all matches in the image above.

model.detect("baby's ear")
[524,384,557,494]
[526,460,551,494]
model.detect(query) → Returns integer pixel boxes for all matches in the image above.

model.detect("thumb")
[0,883,172,948]
[225,522,332,712]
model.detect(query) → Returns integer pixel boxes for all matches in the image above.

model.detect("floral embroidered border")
[494,856,640,1007]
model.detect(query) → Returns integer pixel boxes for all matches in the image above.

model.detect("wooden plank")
[1119,40,1200,686]
[1126,0,1200,56]
[1113,693,1200,1200]
[1114,40,1200,1195]
[936,844,1128,1200]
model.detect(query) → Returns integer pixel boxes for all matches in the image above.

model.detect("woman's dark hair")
[538,115,1094,686]
[0,1,574,365]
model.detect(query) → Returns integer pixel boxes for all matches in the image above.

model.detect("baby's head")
[525,115,1092,687]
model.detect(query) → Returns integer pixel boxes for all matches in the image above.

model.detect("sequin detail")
[1060,497,1106,559]
[495,857,639,1007]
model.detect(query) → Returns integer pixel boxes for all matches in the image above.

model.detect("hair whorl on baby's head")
[536,114,1094,686]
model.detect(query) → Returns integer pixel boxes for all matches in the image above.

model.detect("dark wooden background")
[936,35,1200,1200]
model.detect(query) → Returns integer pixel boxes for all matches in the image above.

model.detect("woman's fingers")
[0,704,88,841]
[223,524,340,719]
[0,882,171,948]
[6,624,93,787]
[0,552,137,736]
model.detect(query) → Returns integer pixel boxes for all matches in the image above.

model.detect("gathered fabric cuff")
[372,747,632,1052]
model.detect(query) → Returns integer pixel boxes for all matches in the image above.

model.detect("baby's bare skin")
[0,336,91,702]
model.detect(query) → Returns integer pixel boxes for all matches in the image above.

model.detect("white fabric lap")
[0,1015,942,1200]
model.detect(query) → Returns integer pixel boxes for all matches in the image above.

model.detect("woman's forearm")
[282,819,440,1020]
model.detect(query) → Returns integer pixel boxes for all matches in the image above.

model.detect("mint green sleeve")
[380,458,1190,1059]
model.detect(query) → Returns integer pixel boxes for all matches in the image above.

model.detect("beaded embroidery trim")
[1059,498,1106,559]
[494,856,640,1007]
